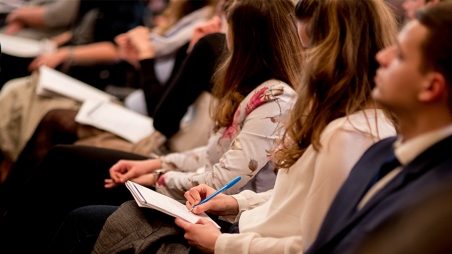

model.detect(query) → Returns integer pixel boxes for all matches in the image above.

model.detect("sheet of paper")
[37,66,117,102]
[0,33,55,57]
[75,100,154,143]
[126,181,220,228]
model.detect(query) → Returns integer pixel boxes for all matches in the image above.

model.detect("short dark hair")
[416,2,452,90]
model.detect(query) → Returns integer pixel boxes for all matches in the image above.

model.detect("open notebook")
[36,65,117,102]
[126,181,220,228]
[75,100,154,143]
[0,33,56,57]
[33,66,151,143]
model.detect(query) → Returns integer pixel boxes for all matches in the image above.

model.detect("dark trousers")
[0,145,148,253]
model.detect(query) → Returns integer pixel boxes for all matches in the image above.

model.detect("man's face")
[403,0,427,20]
[373,20,429,114]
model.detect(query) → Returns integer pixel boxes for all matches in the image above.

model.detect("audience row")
[0,0,452,253]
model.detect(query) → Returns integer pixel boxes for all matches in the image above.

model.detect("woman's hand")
[115,26,154,65]
[105,172,155,188]
[4,21,24,35]
[184,184,239,216]
[106,159,162,188]
[28,48,68,71]
[174,217,221,253]
[126,26,155,60]
[187,16,221,53]
[115,32,140,68]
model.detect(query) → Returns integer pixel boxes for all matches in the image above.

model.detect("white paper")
[126,181,221,228]
[75,100,154,143]
[0,33,56,57]
[37,66,117,103]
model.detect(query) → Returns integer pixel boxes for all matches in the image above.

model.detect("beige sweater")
[0,75,79,162]
[215,109,397,254]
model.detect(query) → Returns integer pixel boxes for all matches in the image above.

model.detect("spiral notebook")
[126,181,220,228]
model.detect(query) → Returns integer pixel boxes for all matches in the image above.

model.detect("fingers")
[28,57,45,72]
[174,217,191,230]
[104,178,119,189]
[127,26,149,42]
[4,22,24,35]
[184,184,216,214]
[114,33,128,45]
[118,170,137,184]
[6,11,19,24]
[184,186,204,206]
[108,161,123,183]
[195,218,210,225]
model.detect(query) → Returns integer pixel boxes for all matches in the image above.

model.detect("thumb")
[192,203,209,214]
[195,218,210,225]
[119,171,136,183]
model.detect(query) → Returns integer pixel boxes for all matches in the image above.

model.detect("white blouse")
[215,109,397,254]
[155,80,297,200]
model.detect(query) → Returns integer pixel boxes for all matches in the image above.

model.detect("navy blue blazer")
[306,135,452,254]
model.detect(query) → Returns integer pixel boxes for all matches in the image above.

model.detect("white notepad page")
[75,100,154,143]
[36,66,117,102]
[0,33,56,57]
[126,181,220,228]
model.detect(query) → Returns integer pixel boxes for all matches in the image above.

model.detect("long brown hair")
[274,0,398,169]
[211,0,304,132]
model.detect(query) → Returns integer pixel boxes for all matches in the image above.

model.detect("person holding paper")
[0,0,147,88]
[1,0,79,40]
[0,0,304,252]
[0,0,229,213]
[49,0,399,253]
[0,0,220,183]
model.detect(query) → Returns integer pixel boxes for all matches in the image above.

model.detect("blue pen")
[189,176,242,212]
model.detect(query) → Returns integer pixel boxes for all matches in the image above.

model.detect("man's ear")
[418,72,447,102]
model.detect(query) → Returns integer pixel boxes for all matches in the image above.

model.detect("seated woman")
[0,0,304,252]
[51,0,399,253]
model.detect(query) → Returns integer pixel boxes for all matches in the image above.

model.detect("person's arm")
[6,6,46,29]
[28,41,119,71]
[50,31,72,47]
[150,7,212,58]
[153,33,226,137]
[159,83,296,195]
[5,0,79,31]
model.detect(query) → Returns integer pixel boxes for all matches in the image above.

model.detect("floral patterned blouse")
[155,79,297,200]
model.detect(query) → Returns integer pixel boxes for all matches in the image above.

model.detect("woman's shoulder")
[236,79,296,122]
[249,79,297,99]
[242,80,297,111]
[321,109,396,141]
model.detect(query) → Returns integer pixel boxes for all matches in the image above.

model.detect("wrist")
[152,170,166,187]
[58,47,72,62]
[138,45,155,60]
[66,46,75,63]
[222,196,239,216]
